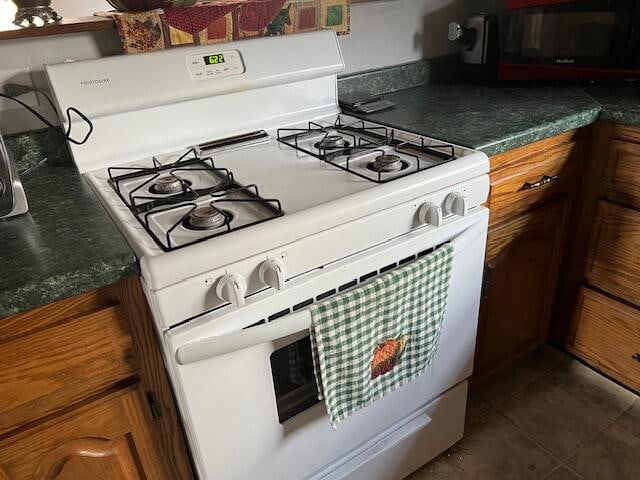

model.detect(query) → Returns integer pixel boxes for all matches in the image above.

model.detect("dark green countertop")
[587,86,640,126]
[0,130,137,319]
[354,84,640,156]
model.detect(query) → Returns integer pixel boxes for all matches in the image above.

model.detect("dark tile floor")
[406,346,640,480]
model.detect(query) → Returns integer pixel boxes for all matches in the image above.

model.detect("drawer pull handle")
[520,175,558,191]
[632,353,640,363]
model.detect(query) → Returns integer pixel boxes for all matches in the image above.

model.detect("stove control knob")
[418,202,443,227]
[259,258,286,290]
[216,273,247,308]
[444,192,469,217]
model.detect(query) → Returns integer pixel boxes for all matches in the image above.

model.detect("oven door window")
[502,0,638,67]
[270,335,320,423]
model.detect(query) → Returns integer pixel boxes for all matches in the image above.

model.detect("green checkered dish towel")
[309,242,455,429]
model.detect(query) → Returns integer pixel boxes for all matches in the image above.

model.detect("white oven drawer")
[165,208,487,480]
[315,380,467,480]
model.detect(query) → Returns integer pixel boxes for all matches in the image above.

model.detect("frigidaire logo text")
[80,78,110,86]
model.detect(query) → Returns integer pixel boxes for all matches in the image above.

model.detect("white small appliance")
[46,30,490,480]
[0,131,28,220]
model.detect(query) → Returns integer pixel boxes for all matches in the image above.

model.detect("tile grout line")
[558,399,630,465]
[616,397,640,442]
[491,405,566,464]
[561,462,585,479]
[540,462,586,480]
[540,464,563,480]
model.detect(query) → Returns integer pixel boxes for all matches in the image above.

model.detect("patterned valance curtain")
[103,0,350,54]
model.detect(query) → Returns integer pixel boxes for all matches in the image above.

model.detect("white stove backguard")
[44,30,344,173]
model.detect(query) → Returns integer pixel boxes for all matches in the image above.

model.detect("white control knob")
[418,202,443,227]
[444,192,469,217]
[215,273,247,307]
[258,258,287,290]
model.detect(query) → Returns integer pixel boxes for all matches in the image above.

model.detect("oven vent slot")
[242,241,447,331]
[338,280,357,292]
[399,254,416,265]
[316,289,336,301]
[243,319,266,330]
[380,263,397,273]
[359,271,377,282]
[269,308,291,321]
[292,298,313,311]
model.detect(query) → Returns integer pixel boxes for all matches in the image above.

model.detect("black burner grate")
[276,115,457,183]
[108,148,283,252]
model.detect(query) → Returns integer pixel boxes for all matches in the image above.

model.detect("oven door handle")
[175,310,311,365]
[175,221,487,365]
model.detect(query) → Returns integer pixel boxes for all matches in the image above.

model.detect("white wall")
[341,0,492,74]
[52,0,112,17]
[1,0,498,133]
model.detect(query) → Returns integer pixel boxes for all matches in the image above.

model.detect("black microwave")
[499,0,640,81]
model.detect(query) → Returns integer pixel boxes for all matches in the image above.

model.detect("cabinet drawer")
[604,140,640,209]
[571,287,640,392]
[489,139,583,227]
[586,201,640,306]
[0,301,138,436]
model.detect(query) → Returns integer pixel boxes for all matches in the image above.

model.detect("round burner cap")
[315,134,350,150]
[369,154,403,172]
[152,175,186,194]
[188,206,227,229]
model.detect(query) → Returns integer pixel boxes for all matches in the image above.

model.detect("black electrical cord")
[31,86,58,117]
[0,92,93,145]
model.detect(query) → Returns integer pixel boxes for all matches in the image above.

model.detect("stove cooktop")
[97,114,477,253]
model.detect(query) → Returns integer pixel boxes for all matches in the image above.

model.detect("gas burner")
[367,154,408,173]
[150,175,192,195]
[314,135,350,150]
[183,206,231,230]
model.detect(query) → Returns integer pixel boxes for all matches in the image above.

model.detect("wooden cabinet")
[570,287,640,392]
[0,387,167,480]
[0,278,193,480]
[473,130,582,379]
[476,200,571,375]
[556,122,640,393]
[0,303,137,437]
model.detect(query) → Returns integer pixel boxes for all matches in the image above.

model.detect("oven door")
[166,209,488,480]
[500,0,640,80]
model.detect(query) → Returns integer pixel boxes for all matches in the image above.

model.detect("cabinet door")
[570,287,640,392]
[585,201,640,306]
[0,386,169,480]
[475,200,571,376]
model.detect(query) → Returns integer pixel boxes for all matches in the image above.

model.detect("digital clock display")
[204,54,225,65]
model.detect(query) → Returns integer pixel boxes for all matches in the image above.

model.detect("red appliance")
[499,0,640,81]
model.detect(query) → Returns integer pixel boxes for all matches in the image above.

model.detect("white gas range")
[46,30,490,480]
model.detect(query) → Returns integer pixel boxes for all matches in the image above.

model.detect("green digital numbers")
[204,54,225,65]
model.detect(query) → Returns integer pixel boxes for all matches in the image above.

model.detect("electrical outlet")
[0,68,39,111]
